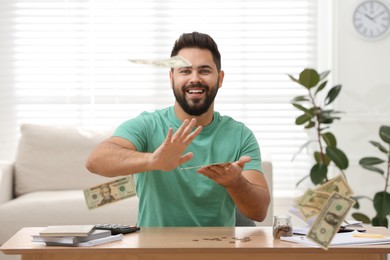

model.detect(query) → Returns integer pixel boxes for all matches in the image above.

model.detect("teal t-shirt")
[113,106,262,227]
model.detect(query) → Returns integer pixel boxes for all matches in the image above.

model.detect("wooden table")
[1,226,390,260]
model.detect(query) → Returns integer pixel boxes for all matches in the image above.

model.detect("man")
[86,32,270,227]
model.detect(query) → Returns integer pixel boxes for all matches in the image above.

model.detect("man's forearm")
[86,141,153,177]
[226,176,270,222]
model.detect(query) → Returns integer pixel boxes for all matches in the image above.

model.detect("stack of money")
[291,174,355,249]
[292,175,353,222]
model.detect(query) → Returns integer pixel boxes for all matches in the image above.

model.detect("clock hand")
[364,13,375,22]
[372,10,385,20]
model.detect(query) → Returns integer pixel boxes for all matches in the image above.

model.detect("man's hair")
[170,32,221,71]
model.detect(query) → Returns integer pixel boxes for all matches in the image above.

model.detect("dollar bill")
[128,55,191,68]
[181,162,231,170]
[83,176,136,210]
[296,189,330,219]
[317,174,353,197]
[306,192,355,249]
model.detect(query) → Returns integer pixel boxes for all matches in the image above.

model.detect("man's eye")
[179,70,191,74]
[200,70,211,74]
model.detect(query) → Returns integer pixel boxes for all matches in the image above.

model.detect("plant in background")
[288,68,349,186]
[352,125,390,227]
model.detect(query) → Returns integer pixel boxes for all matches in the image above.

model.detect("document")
[281,231,390,247]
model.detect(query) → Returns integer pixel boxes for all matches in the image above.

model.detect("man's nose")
[189,71,202,84]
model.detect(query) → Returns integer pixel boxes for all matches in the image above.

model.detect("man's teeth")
[187,89,204,94]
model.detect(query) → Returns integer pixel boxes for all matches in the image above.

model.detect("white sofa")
[0,124,273,260]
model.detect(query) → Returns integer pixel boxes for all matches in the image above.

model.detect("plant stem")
[308,89,328,182]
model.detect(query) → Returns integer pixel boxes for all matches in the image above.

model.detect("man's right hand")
[149,118,202,171]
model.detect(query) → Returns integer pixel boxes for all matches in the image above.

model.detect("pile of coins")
[273,225,293,239]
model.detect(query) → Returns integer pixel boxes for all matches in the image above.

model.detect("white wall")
[333,0,390,220]
[274,0,390,227]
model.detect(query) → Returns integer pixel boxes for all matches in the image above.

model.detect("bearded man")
[86,32,270,227]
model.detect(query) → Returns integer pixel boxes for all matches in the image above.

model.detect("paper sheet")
[281,231,390,247]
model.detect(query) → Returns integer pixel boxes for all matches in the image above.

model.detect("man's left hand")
[196,156,252,187]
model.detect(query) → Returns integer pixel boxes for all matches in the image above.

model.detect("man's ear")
[169,70,173,87]
[218,70,225,88]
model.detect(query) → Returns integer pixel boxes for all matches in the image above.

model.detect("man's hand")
[196,156,252,187]
[149,118,202,171]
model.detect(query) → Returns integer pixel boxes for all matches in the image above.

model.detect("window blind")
[0,0,318,198]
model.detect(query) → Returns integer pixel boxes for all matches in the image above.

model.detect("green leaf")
[359,157,384,175]
[373,192,390,218]
[352,213,371,224]
[314,81,327,95]
[318,110,341,124]
[295,114,312,125]
[349,197,360,209]
[321,109,344,115]
[292,103,313,116]
[372,216,388,227]
[379,125,390,143]
[321,132,337,147]
[299,68,320,89]
[369,141,389,154]
[287,74,300,84]
[326,147,349,170]
[314,151,331,165]
[314,151,321,163]
[291,95,310,103]
[304,121,315,129]
[359,157,385,166]
[324,84,342,105]
[310,163,328,185]
[353,200,360,209]
[319,70,331,80]
[361,165,384,175]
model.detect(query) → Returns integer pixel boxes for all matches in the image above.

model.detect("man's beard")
[172,80,219,116]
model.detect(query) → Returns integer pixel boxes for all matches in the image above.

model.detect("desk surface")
[1,226,390,260]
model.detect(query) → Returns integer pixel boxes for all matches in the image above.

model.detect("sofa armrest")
[0,161,14,204]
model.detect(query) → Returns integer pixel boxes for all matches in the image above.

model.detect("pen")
[352,233,385,238]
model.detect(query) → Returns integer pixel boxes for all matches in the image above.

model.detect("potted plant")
[352,125,390,227]
[288,68,349,186]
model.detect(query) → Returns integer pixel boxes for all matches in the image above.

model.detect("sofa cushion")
[14,124,115,196]
[0,190,138,245]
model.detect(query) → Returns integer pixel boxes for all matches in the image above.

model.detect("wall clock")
[353,0,390,39]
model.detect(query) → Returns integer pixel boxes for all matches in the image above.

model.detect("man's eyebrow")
[198,65,213,69]
[177,65,213,70]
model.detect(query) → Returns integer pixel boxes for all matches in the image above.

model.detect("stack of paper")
[281,230,390,247]
[32,225,123,247]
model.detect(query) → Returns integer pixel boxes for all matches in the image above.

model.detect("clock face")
[353,0,390,38]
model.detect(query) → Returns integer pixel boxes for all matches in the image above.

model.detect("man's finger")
[164,127,174,144]
[179,152,194,165]
[184,125,202,144]
[235,156,252,168]
[173,119,189,139]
